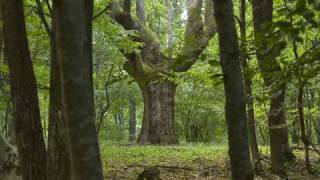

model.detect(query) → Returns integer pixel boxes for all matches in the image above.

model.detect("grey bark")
[54,0,103,179]
[213,0,254,179]
[2,0,47,179]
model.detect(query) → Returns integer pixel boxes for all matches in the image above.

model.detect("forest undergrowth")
[101,142,320,179]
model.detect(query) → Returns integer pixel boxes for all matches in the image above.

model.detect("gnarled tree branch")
[172,0,217,72]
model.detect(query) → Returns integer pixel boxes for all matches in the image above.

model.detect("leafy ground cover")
[100,142,320,179]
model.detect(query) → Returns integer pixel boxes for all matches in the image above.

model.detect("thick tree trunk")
[138,81,178,144]
[2,0,47,179]
[47,8,71,180]
[129,95,137,142]
[213,0,254,179]
[54,0,104,179]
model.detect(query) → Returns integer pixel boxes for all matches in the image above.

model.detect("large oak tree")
[111,0,216,144]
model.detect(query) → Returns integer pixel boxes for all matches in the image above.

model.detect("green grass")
[100,142,229,179]
[101,142,227,165]
[99,142,320,179]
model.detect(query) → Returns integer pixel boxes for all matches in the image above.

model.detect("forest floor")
[100,142,320,180]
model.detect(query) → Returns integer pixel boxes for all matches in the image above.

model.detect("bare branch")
[93,3,111,20]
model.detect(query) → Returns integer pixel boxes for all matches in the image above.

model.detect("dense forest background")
[0,0,320,179]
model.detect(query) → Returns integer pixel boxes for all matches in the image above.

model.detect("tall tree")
[111,0,216,144]
[252,0,294,175]
[238,0,260,170]
[53,0,104,179]
[2,0,47,179]
[213,0,254,179]
[33,1,71,178]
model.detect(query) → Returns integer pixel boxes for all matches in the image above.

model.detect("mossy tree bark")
[2,0,47,179]
[111,0,216,144]
[213,0,254,179]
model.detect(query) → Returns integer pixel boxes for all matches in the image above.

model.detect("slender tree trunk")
[129,95,137,142]
[297,83,312,173]
[239,0,260,169]
[2,0,47,179]
[213,0,254,179]
[316,122,320,145]
[47,7,71,180]
[252,0,294,175]
[138,81,178,144]
[118,107,125,141]
[54,0,103,179]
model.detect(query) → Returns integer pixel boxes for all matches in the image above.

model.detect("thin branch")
[96,63,116,134]
[35,0,52,35]
[93,3,111,20]
[44,0,52,15]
